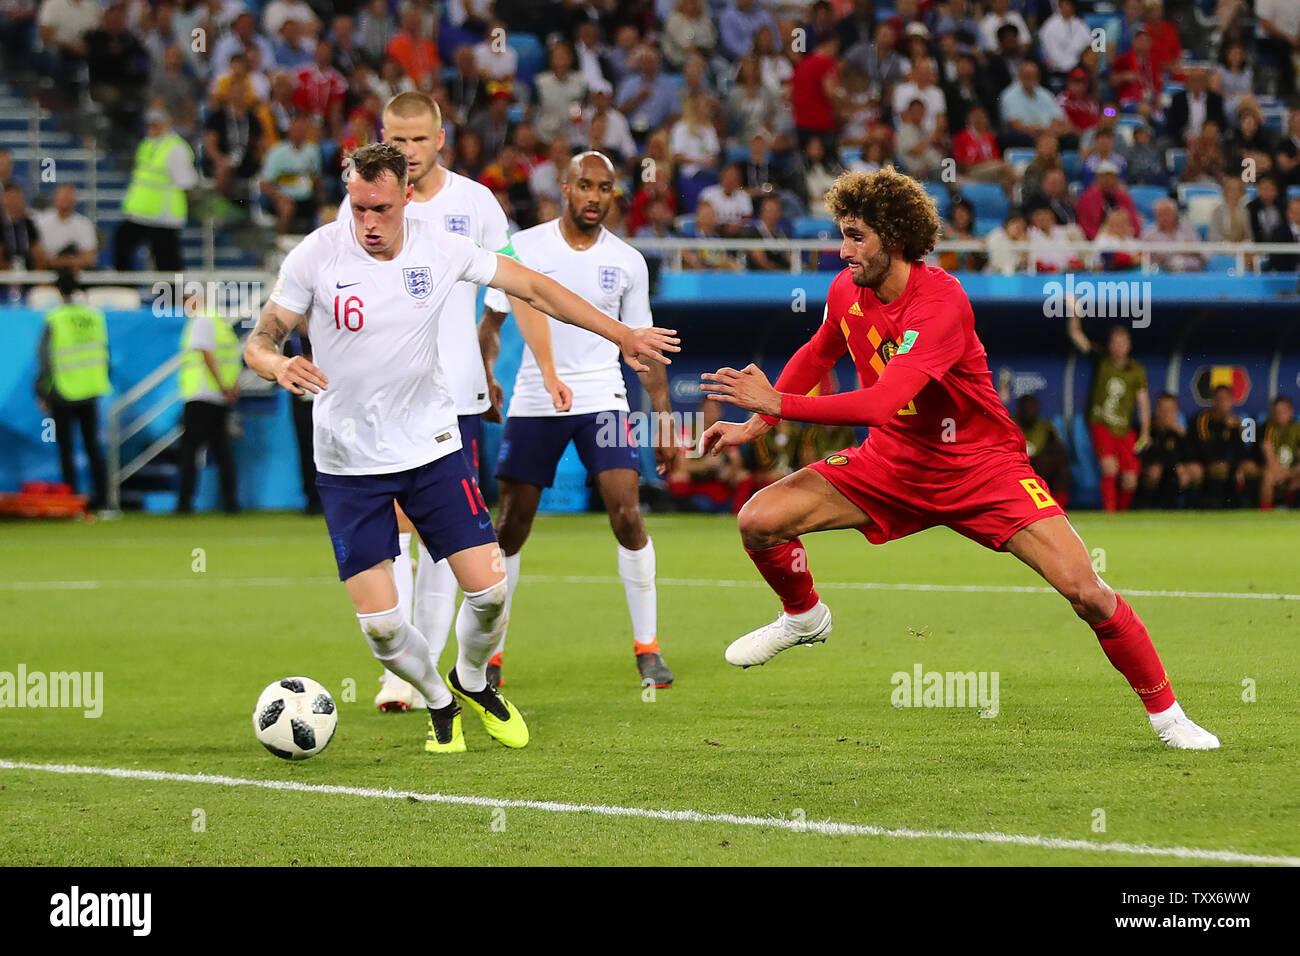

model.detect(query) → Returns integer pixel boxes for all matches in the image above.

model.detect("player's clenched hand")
[653,414,679,475]
[621,326,680,373]
[545,375,573,413]
[698,420,755,457]
[484,377,505,423]
[276,354,327,395]
[700,364,780,417]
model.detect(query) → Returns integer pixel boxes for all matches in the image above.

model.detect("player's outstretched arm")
[703,362,930,428]
[244,300,327,395]
[488,255,680,372]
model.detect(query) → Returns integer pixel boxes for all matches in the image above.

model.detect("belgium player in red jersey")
[700,168,1219,750]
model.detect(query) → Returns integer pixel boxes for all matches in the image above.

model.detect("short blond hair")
[384,91,442,129]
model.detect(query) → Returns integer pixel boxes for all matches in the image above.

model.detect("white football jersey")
[508,220,653,417]
[338,169,512,415]
[271,217,500,475]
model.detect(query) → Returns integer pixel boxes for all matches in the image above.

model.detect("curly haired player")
[700,167,1219,750]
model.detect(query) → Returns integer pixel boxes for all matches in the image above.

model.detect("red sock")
[1091,594,1175,713]
[1100,475,1117,512]
[746,539,820,614]
[1117,483,1135,511]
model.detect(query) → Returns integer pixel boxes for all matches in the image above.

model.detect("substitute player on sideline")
[245,144,678,753]
[700,168,1218,750]
[484,151,679,689]
[340,92,572,713]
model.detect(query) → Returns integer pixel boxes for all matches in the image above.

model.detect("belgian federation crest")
[598,266,622,294]
[403,266,433,299]
[444,215,470,237]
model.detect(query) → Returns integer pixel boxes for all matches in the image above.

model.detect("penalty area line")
[1,759,1295,866]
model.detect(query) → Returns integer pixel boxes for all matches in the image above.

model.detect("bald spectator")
[1166,67,1225,146]
[616,46,680,144]
[1,182,47,271]
[1076,161,1141,239]
[272,18,313,71]
[896,98,945,179]
[999,61,1072,148]
[1027,167,1078,226]
[891,58,946,134]
[719,0,779,61]
[1141,199,1205,272]
[262,0,317,38]
[35,185,97,271]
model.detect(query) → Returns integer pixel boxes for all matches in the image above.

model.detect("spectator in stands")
[901,22,933,71]
[1121,121,1166,186]
[1208,175,1249,243]
[1039,0,1090,83]
[939,196,988,272]
[263,0,317,38]
[1116,0,1143,53]
[617,46,680,146]
[1166,67,1225,148]
[387,6,438,88]
[999,61,1072,150]
[634,194,678,243]
[1068,320,1150,512]
[1032,167,1078,226]
[583,83,638,166]
[258,114,321,235]
[663,0,717,69]
[204,79,265,203]
[1139,1,1182,78]
[1181,120,1226,185]
[802,0,839,49]
[978,0,1029,53]
[1016,393,1069,510]
[745,194,790,271]
[295,40,347,140]
[726,55,782,143]
[528,136,570,208]
[1027,202,1082,272]
[670,94,721,180]
[35,184,96,270]
[1093,206,1141,271]
[0,148,17,195]
[36,0,101,93]
[1283,197,1300,272]
[1274,110,1300,189]
[1081,130,1128,188]
[1188,385,1254,508]
[212,11,274,80]
[1139,392,1192,509]
[114,106,194,272]
[682,200,742,271]
[739,128,794,203]
[1142,199,1205,272]
[944,50,999,133]
[329,14,362,77]
[535,41,586,143]
[260,71,298,144]
[602,23,641,89]
[797,134,844,210]
[150,45,203,144]
[1227,106,1276,177]
[472,19,516,82]
[698,163,753,235]
[85,3,150,139]
[1020,133,1061,202]
[1259,395,1300,510]
[1247,174,1294,271]
[892,58,946,136]
[451,127,485,181]
[1110,28,1160,118]
[469,86,513,158]
[1057,67,1100,137]
[837,0,877,52]
[356,0,398,66]
[445,44,486,127]
[1255,0,1298,99]
[790,32,840,152]
[719,0,778,62]
[740,418,804,502]
[1215,41,1252,125]
[666,398,745,513]
[985,208,1028,275]
[755,25,793,93]
[272,18,314,72]
[1,183,47,271]
[895,97,946,180]
[1076,161,1141,240]
[844,22,907,101]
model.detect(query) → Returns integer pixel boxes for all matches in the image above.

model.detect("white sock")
[786,603,824,626]
[454,578,508,693]
[357,605,453,709]
[617,539,657,647]
[414,540,458,668]
[1149,701,1185,726]
[393,531,415,624]
[493,551,522,657]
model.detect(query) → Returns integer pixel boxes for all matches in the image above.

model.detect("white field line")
[1,574,1298,601]
[0,759,1294,866]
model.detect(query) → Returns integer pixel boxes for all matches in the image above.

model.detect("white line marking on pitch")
[1,760,1295,866]
[1,575,1297,601]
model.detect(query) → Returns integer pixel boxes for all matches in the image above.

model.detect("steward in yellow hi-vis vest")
[176,298,242,515]
[34,270,110,508]
[113,108,197,273]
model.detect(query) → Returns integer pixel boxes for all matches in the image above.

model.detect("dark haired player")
[244,143,679,753]
[700,167,1218,750]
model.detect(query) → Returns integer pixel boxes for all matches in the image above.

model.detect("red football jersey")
[811,263,1025,478]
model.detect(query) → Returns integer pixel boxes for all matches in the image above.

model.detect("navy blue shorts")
[457,413,482,474]
[316,451,497,581]
[495,411,641,488]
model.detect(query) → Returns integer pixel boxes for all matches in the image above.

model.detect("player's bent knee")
[737,496,787,548]
[462,578,508,629]
[357,605,404,646]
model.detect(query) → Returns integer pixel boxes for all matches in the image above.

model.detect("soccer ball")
[253,677,338,760]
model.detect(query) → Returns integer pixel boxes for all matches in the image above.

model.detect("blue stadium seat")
[678,168,718,212]
[1165,148,1186,176]
[1195,223,1209,240]
[922,181,951,218]
[794,216,836,238]
[507,33,546,86]
[973,216,1001,236]
[840,146,863,166]
[1177,182,1221,203]
[725,144,749,165]
[1060,149,1082,180]
[1129,185,1171,219]
[961,182,1009,221]
[1005,147,1035,172]
[674,214,697,237]
[1204,255,1238,272]
[1289,185,1300,201]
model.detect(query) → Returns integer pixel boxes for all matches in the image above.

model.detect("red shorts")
[1088,424,1139,474]
[806,443,1066,552]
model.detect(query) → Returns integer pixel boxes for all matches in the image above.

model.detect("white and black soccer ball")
[253,677,338,760]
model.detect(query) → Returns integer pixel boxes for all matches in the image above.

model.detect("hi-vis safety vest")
[122,133,193,227]
[180,315,242,400]
[46,303,111,401]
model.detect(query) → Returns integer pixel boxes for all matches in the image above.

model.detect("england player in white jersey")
[485,152,680,689]
[244,143,679,753]
[339,92,571,714]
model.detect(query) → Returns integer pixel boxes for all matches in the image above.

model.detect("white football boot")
[724,602,833,667]
[374,670,426,712]
[1150,702,1221,750]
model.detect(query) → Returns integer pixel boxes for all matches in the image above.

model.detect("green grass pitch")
[0,510,1296,866]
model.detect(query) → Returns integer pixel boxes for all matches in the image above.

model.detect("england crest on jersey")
[403,266,433,299]
[598,266,622,294]
[444,214,470,237]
